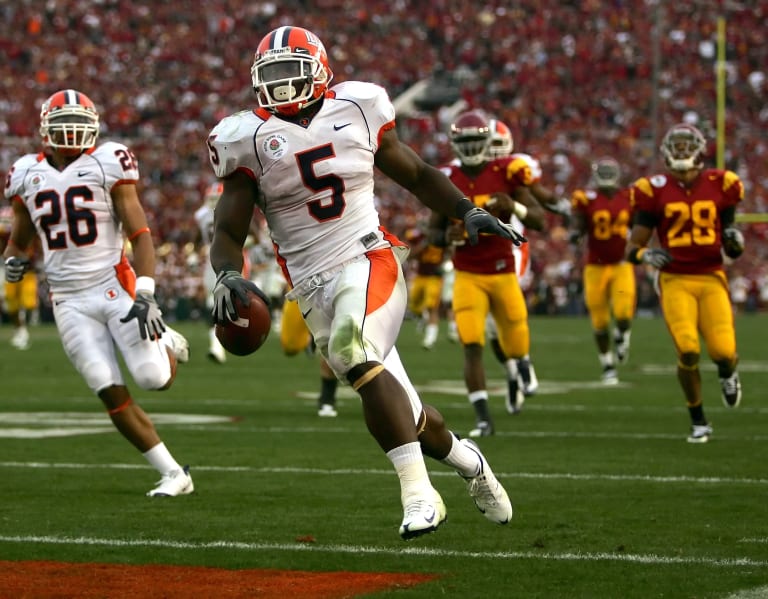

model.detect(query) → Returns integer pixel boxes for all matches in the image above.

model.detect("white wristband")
[513,202,528,220]
[135,276,155,295]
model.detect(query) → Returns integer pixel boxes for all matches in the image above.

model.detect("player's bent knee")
[82,361,117,394]
[132,361,172,391]
[678,352,699,369]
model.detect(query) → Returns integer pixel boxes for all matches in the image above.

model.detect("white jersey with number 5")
[207,80,403,288]
[4,142,139,294]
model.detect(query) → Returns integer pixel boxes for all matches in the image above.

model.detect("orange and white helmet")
[450,110,492,167]
[487,119,513,159]
[251,26,333,117]
[40,89,99,154]
[204,182,224,208]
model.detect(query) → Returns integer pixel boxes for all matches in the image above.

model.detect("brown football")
[215,290,271,356]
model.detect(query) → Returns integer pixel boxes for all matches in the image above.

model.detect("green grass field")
[1,313,766,598]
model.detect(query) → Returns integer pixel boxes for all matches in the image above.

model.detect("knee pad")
[131,360,171,390]
[83,360,118,394]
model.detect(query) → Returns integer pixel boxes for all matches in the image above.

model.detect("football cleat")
[207,328,226,364]
[11,327,30,351]
[614,332,630,365]
[687,423,713,444]
[518,358,539,396]
[602,366,619,385]
[165,327,190,363]
[317,403,338,417]
[505,376,525,414]
[399,489,447,540]
[147,465,194,497]
[468,421,494,438]
[459,439,513,524]
[719,372,742,408]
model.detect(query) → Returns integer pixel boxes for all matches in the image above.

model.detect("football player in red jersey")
[4,89,193,496]
[569,157,636,384]
[208,26,518,539]
[429,110,546,437]
[404,221,447,349]
[626,123,745,444]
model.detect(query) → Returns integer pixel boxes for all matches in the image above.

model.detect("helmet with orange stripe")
[251,26,333,117]
[40,89,99,155]
[487,119,514,159]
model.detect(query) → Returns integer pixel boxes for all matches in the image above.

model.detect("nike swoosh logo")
[301,308,312,319]
[77,171,88,177]
[423,506,436,523]
[333,123,351,131]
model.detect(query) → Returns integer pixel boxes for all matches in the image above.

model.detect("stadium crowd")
[1,0,767,324]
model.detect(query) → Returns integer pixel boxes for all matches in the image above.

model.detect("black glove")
[212,270,270,323]
[722,227,745,258]
[120,291,166,340]
[463,207,527,247]
[641,248,673,269]
[4,256,31,283]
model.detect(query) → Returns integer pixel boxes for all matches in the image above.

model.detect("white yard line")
[0,461,766,485]
[0,534,765,568]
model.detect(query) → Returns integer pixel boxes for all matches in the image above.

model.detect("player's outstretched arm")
[374,128,524,245]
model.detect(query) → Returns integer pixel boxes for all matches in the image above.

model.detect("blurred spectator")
[0,1,765,316]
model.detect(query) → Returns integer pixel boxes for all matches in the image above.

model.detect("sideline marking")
[0,534,764,568]
[0,461,766,485]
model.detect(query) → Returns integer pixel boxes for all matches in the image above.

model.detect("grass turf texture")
[0,314,766,598]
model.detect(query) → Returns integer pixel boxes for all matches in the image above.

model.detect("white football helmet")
[40,89,99,155]
[591,157,621,189]
[660,123,707,172]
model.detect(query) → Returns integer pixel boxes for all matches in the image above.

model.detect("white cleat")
[399,489,447,540]
[687,423,713,444]
[11,328,30,350]
[164,327,190,363]
[147,465,194,497]
[719,372,742,408]
[505,376,525,414]
[317,403,338,417]
[459,439,513,524]
[601,367,619,385]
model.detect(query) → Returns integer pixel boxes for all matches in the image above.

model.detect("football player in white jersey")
[3,89,193,497]
[207,26,521,540]
[194,181,229,363]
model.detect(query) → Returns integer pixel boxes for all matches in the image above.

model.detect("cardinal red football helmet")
[40,89,99,155]
[450,110,493,167]
[251,26,333,117]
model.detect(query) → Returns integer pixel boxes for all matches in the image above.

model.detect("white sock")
[142,442,182,475]
[505,359,519,380]
[468,390,488,404]
[440,434,481,478]
[599,352,615,368]
[423,323,438,345]
[386,442,432,502]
